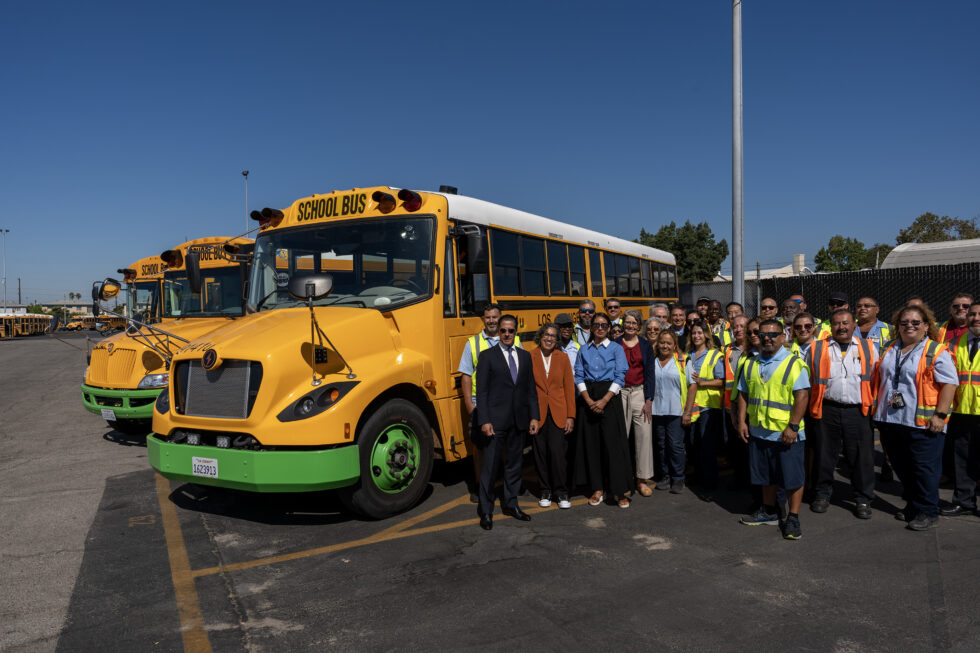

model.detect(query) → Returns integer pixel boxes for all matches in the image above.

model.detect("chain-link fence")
[679,262,980,321]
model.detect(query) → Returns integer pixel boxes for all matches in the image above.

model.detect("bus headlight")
[276,380,360,422]
[83,366,89,382]
[138,373,169,389]
[155,388,170,414]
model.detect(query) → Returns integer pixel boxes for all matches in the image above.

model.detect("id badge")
[890,392,905,409]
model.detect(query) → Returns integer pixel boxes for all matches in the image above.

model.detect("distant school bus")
[81,237,253,434]
[148,186,677,518]
[1,313,54,338]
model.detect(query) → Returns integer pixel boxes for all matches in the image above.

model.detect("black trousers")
[814,401,875,504]
[478,425,526,517]
[574,382,632,497]
[947,413,980,509]
[533,413,569,497]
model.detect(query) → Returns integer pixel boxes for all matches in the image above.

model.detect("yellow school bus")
[81,237,253,434]
[148,186,677,518]
[1,313,54,338]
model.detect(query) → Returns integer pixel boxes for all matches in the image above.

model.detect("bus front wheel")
[338,399,433,519]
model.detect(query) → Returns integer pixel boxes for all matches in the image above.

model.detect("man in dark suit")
[476,314,540,530]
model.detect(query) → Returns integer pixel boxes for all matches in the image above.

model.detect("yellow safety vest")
[952,333,980,415]
[744,354,807,433]
[690,348,723,422]
[468,332,521,395]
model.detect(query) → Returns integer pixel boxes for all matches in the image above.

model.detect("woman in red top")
[616,310,658,495]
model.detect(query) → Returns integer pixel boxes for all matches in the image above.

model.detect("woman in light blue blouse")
[572,312,632,508]
[652,330,687,493]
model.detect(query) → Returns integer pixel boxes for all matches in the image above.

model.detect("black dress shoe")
[894,504,914,521]
[810,498,830,514]
[853,503,872,520]
[939,504,974,517]
[479,514,493,530]
[503,507,531,522]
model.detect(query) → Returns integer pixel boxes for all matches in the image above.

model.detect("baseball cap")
[829,291,849,304]
[554,313,574,326]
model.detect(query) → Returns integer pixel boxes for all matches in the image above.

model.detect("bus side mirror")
[186,251,202,294]
[98,278,122,301]
[91,283,101,318]
[288,274,333,301]
[468,232,488,274]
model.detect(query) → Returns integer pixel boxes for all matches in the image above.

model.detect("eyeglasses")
[758,331,782,340]
[761,305,777,310]
[828,301,846,307]
[593,322,610,329]
[794,324,814,330]
[499,328,516,334]
[952,303,970,309]
[580,309,595,314]
[899,320,922,327]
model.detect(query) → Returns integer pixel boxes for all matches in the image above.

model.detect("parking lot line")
[156,473,213,653]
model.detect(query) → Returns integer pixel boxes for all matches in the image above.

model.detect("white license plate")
[191,457,219,479]
[101,408,116,421]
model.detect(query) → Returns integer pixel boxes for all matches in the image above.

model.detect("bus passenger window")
[568,245,586,296]
[457,228,489,316]
[547,241,568,296]
[616,254,630,295]
[629,257,641,296]
[491,230,520,296]
[521,236,546,296]
[589,249,602,296]
[603,252,616,296]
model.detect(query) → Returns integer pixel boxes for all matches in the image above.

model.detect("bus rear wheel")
[338,399,433,519]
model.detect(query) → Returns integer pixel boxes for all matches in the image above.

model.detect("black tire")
[338,399,434,519]
[107,418,152,435]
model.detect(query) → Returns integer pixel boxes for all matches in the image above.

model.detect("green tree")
[865,242,893,268]
[636,221,728,283]
[896,212,980,244]
[814,235,868,272]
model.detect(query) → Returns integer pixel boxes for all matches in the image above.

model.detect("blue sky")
[2,1,978,302]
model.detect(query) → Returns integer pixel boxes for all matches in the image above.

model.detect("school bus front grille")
[174,360,263,419]
[88,348,138,387]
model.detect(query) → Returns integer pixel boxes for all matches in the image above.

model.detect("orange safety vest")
[937,320,948,342]
[875,338,951,427]
[722,344,742,409]
[807,337,875,418]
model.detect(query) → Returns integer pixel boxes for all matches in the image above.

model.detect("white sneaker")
[558,497,572,509]
[538,495,552,508]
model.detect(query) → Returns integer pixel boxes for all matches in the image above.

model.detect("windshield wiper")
[254,289,277,311]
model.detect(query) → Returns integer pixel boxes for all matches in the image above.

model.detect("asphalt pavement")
[2,334,978,652]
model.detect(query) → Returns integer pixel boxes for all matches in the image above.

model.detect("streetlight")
[242,171,250,232]
[1,228,9,311]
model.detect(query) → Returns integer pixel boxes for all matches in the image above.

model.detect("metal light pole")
[731,0,745,306]
[1,228,9,310]
[242,171,250,232]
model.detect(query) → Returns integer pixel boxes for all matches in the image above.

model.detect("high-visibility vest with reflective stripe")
[722,344,744,409]
[877,338,951,427]
[807,337,875,418]
[718,328,734,348]
[690,348,723,422]
[731,350,757,407]
[675,352,688,409]
[468,332,521,395]
[815,320,832,341]
[744,354,807,433]
[788,339,813,359]
[951,333,980,415]
[937,320,949,343]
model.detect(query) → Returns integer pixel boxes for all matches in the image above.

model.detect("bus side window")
[443,238,457,317]
[457,229,489,316]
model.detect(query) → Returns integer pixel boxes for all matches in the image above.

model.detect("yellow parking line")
[191,496,589,579]
[373,493,470,537]
[155,473,212,653]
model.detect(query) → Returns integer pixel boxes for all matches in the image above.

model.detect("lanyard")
[892,339,924,392]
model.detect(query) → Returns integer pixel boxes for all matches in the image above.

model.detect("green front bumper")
[147,434,360,492]
[81,384,162,420]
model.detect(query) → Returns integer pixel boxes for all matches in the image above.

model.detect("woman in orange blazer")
[531,322,577,510]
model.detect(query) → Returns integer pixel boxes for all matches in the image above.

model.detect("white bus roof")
[880,238,980,269]
[433,192,676,265]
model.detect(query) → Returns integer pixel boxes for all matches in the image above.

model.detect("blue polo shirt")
[737,347,811,442]
[574,339,628,395]
[873,339,958,430]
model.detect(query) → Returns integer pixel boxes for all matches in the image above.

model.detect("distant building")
[880,238,980,269]
[0,304,29,315]
[714,253,812,281]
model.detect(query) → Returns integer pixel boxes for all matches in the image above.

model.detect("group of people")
[458,291,979,540]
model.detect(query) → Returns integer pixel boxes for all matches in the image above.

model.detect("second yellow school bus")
[148,187,676,518]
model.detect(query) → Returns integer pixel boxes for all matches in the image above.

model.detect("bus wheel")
[107,419,152,435]
[338,399,433,519]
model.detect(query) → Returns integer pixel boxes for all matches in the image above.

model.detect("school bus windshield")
[248,217,434,312]
[162,267,245,318]
[127,280,160,323]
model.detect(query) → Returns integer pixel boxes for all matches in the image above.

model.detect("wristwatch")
[934,411,948,420]
[788,423,800,432]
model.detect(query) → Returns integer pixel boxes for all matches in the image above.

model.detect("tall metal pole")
[731,1,745,306]
[242,171,250,233]
[1,228,9,310]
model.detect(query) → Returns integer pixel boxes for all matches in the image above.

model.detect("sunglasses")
[829,301,846,307]
[899,320,922,327]
[749,329,760,335]
[758,332,782,340]
[952,303,970,309]
[606,305,621,310]
[855,303,876,308]
[499,328,516,334]
[761,305,777,310]
[795,323,814,330]
[593,322,610,329]
[580,309,595,314]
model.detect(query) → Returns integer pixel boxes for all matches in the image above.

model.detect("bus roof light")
[398,189,422,212]
[250,208,284,229]
[160,249,183,268]
[117,268,137,282]
[372,191,396,214]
